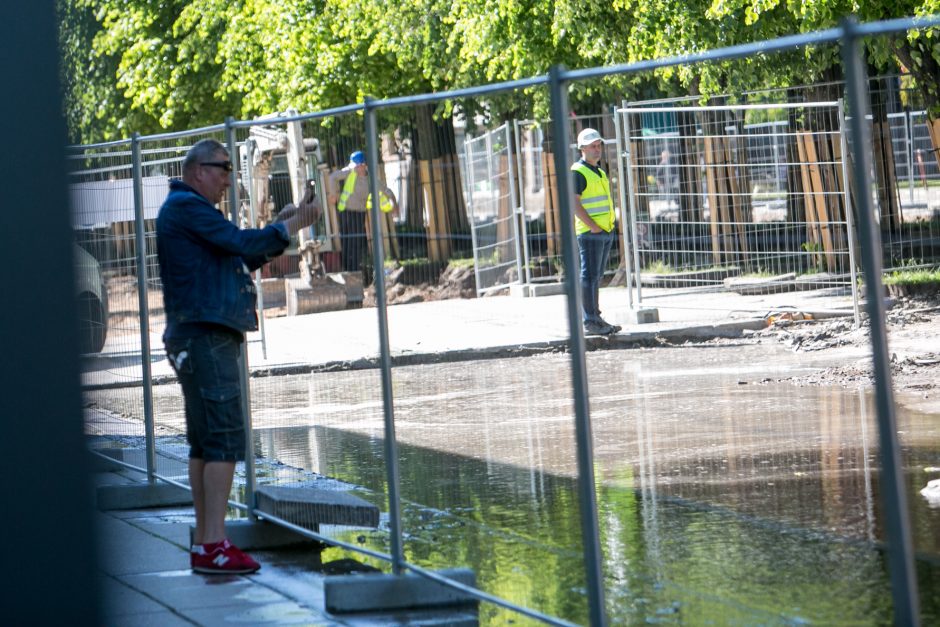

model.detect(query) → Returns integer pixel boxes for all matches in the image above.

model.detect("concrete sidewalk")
[242,284,860,375]
[94,467,479,626]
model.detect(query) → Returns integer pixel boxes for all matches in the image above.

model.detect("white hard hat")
[577,128,604,148]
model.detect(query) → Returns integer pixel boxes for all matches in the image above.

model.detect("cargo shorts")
[165,329,246,462]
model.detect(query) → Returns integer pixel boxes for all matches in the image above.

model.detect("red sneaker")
[191,539,260,574]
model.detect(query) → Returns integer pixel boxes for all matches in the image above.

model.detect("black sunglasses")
[200,161,233,172]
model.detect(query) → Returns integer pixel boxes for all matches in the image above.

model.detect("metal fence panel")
[463,123,523,295]
[617,102,860,322]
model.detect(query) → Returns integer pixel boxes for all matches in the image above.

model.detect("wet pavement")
[95,468,480,626]
[87,285,940,624]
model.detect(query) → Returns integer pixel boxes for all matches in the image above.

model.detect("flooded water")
[111,344,940,625]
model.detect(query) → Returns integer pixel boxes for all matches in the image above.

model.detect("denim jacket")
[157,180,289,338]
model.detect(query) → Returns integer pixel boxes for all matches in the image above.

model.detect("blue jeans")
[578,230,615,324]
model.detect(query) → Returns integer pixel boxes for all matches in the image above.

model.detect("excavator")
[240,111,363,315]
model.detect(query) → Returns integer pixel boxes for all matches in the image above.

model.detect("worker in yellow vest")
[328,151,398,273]
[572,128,621,335]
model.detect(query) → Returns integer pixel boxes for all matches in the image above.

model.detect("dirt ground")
[365,272,940,417]
[361,264,479,307]
[704,294,940,414]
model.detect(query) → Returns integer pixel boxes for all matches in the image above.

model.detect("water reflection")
[99,344,940,624]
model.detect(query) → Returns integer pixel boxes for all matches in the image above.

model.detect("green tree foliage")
[705,0,940,114]
[59,0,244,142]
[57,1,150,143]
[59,0,940,143]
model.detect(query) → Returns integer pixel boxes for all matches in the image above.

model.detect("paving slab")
[96,515,190,576]
[186,600,331,625]
[120,570,285,611]
[99,576,168,617]
[102,609,196,627]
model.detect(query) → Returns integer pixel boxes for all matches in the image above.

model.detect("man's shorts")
[165,330,246,462]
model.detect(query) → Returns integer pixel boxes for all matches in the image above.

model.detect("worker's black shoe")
[600,318,622,334]
[584,320,613,335]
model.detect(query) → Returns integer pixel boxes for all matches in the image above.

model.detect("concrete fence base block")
[528,282,565,297]
[97,483,192,511]
[509,283,529,298]
[192,519,319,551]
[510,282,565,298]
[256,485,380,530]
[324,568,477,613]
[630,307,660,324]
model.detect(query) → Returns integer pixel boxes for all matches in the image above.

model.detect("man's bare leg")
[189,459,235,545]
[189,458,206,546]
[201,461,236,545]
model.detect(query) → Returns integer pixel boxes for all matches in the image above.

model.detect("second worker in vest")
[328,150,399,276]
[572,128,622,336]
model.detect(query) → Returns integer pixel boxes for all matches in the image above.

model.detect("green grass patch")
[447,257,477,269]
[644,260,673,274]
[883,268,940,285]
[397,257,428,268]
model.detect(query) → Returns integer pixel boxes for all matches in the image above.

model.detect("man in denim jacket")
[157,138,319,574]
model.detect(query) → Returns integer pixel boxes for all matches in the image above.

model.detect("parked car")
[74,244,109,353]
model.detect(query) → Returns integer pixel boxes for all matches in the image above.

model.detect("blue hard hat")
[350,151,366,164]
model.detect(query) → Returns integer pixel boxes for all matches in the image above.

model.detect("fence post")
[466,138,485,297]
[613,104,635,309]
[513,120,533,287]
[840,17,920,627]
[226,118,257,519]
[365,96,405,575]
[905,109,915,203]
[548,64,608,627]
[506,124,525,288]
[131,133,157,484]
[837,100,861,328]
[242,137,268,359]
[621,109,644,304]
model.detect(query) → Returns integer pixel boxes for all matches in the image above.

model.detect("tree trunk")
[410,103,468,262]
[869,79,903,235]
[676,110,700,224]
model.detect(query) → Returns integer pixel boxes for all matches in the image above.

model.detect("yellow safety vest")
[571,162,614,235]
[337,171,393,213]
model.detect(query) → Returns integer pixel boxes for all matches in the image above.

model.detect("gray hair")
[182,139,228,177]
